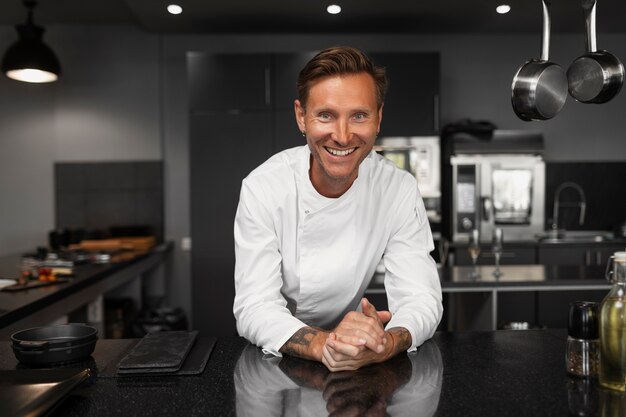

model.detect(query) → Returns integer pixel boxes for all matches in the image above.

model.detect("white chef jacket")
[233,145,442,356]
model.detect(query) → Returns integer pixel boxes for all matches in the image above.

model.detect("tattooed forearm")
[279,326,327,361]
[387,327,412,355]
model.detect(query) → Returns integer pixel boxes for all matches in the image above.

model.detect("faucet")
[551,182,586,232]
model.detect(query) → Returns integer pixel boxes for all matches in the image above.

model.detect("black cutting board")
[117,331,198,374]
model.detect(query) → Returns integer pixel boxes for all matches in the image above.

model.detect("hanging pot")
[567,0,624,103]
[511,0,568,121]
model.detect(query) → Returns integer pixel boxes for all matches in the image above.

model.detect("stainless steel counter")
[367,264,611,331]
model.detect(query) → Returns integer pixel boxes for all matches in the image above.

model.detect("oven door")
[451,154,545,242]
[451,161,480,241]
[479,155,545,241]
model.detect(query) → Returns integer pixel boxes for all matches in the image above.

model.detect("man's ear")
[377,103,384,132]
[294,99,306,133]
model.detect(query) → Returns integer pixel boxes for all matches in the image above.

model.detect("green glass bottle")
[600,252,626,391]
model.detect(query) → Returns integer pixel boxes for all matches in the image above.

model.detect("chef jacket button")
[305,210,310,214]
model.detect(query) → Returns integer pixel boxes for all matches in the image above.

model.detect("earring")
[301,131,306,137]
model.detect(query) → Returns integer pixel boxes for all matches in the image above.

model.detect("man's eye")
[318,113,332,120]
[353,113,367,120]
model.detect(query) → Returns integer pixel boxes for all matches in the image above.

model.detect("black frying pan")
[11,323,98,365]
[511,0,568,121]
[567,0,624,103]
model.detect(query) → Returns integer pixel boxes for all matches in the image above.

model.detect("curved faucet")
[551,181,587,231]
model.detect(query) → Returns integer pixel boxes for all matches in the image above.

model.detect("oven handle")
[481,196,492,222]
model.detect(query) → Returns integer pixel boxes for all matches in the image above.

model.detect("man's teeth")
[326,147,356,156]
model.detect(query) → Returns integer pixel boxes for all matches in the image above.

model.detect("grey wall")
[2,27,626,329]
[0,25,160,257]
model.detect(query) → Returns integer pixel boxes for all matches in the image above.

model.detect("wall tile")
[86,162,135,191]
[56,192,87,229]
[56,161,164,241]
[55,164,87,192]
[135,162,163,190]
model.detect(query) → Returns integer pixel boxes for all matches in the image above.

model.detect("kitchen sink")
[537,230,616,244]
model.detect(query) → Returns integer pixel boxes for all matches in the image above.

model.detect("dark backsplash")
[544,162,626,232]
[54,161,163,241]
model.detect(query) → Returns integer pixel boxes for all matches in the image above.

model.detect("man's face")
[294,72,382,197]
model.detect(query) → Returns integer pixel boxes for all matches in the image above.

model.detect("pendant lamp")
[2,0,61,83]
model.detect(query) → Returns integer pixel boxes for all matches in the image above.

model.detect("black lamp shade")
[2,23,61,83]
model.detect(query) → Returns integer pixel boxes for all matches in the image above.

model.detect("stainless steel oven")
[374,136,441,224]
[451,154,545,242]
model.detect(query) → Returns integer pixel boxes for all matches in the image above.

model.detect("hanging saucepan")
[511,0,568,121]
[567,0,624,103]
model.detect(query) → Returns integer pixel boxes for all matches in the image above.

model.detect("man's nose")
[333,119,351,145]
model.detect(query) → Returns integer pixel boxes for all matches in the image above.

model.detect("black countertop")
[2,329,620,417]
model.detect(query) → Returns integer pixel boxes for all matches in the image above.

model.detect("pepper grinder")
[566,301,599,378]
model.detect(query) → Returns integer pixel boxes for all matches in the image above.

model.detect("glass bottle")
[566,301,599,378]
[467,229,480,279]
[492,228,503,278]
[599,252,626,391]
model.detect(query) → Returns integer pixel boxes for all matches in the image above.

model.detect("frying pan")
[567,0,624,103]
[511,0,568,121]
[11,323,98,365]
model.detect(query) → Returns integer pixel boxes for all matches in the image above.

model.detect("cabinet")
[368,53,440,135]
[538,243,625,266]
[188,54,272,111]
[271,53,317,111]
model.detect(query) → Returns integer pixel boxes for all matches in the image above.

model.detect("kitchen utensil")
[0,278,17,289]
[11,323,98,365]
[511,0,568,121]
[567,0,624,103]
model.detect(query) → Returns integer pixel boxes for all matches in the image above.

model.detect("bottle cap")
[568,301,599,340]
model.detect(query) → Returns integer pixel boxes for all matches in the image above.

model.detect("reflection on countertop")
[234,341,443,417]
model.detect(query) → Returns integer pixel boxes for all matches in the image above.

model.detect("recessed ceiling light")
[167,4,183,15]
[496,4,511,14]
[327,4,342,15]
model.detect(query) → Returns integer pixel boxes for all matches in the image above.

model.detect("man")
[233,46,442,372]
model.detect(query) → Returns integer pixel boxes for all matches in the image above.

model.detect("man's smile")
[324,146,357,157]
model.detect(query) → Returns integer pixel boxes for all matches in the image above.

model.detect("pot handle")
[18,340,49,348]
[582,0,598,53]
[540,0,552,61]
[18,349,46,355]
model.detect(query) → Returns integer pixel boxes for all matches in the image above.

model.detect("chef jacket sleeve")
[233,179,307,357]
[383,177,443,351]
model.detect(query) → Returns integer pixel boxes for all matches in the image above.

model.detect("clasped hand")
[321,298,394,372]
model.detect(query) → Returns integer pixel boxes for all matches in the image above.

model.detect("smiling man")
[233,46,442,371]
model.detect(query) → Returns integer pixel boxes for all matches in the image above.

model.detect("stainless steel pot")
[567,0,624,103]
[511,0,568,121]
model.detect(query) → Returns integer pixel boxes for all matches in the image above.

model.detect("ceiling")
[1,0,625,34]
